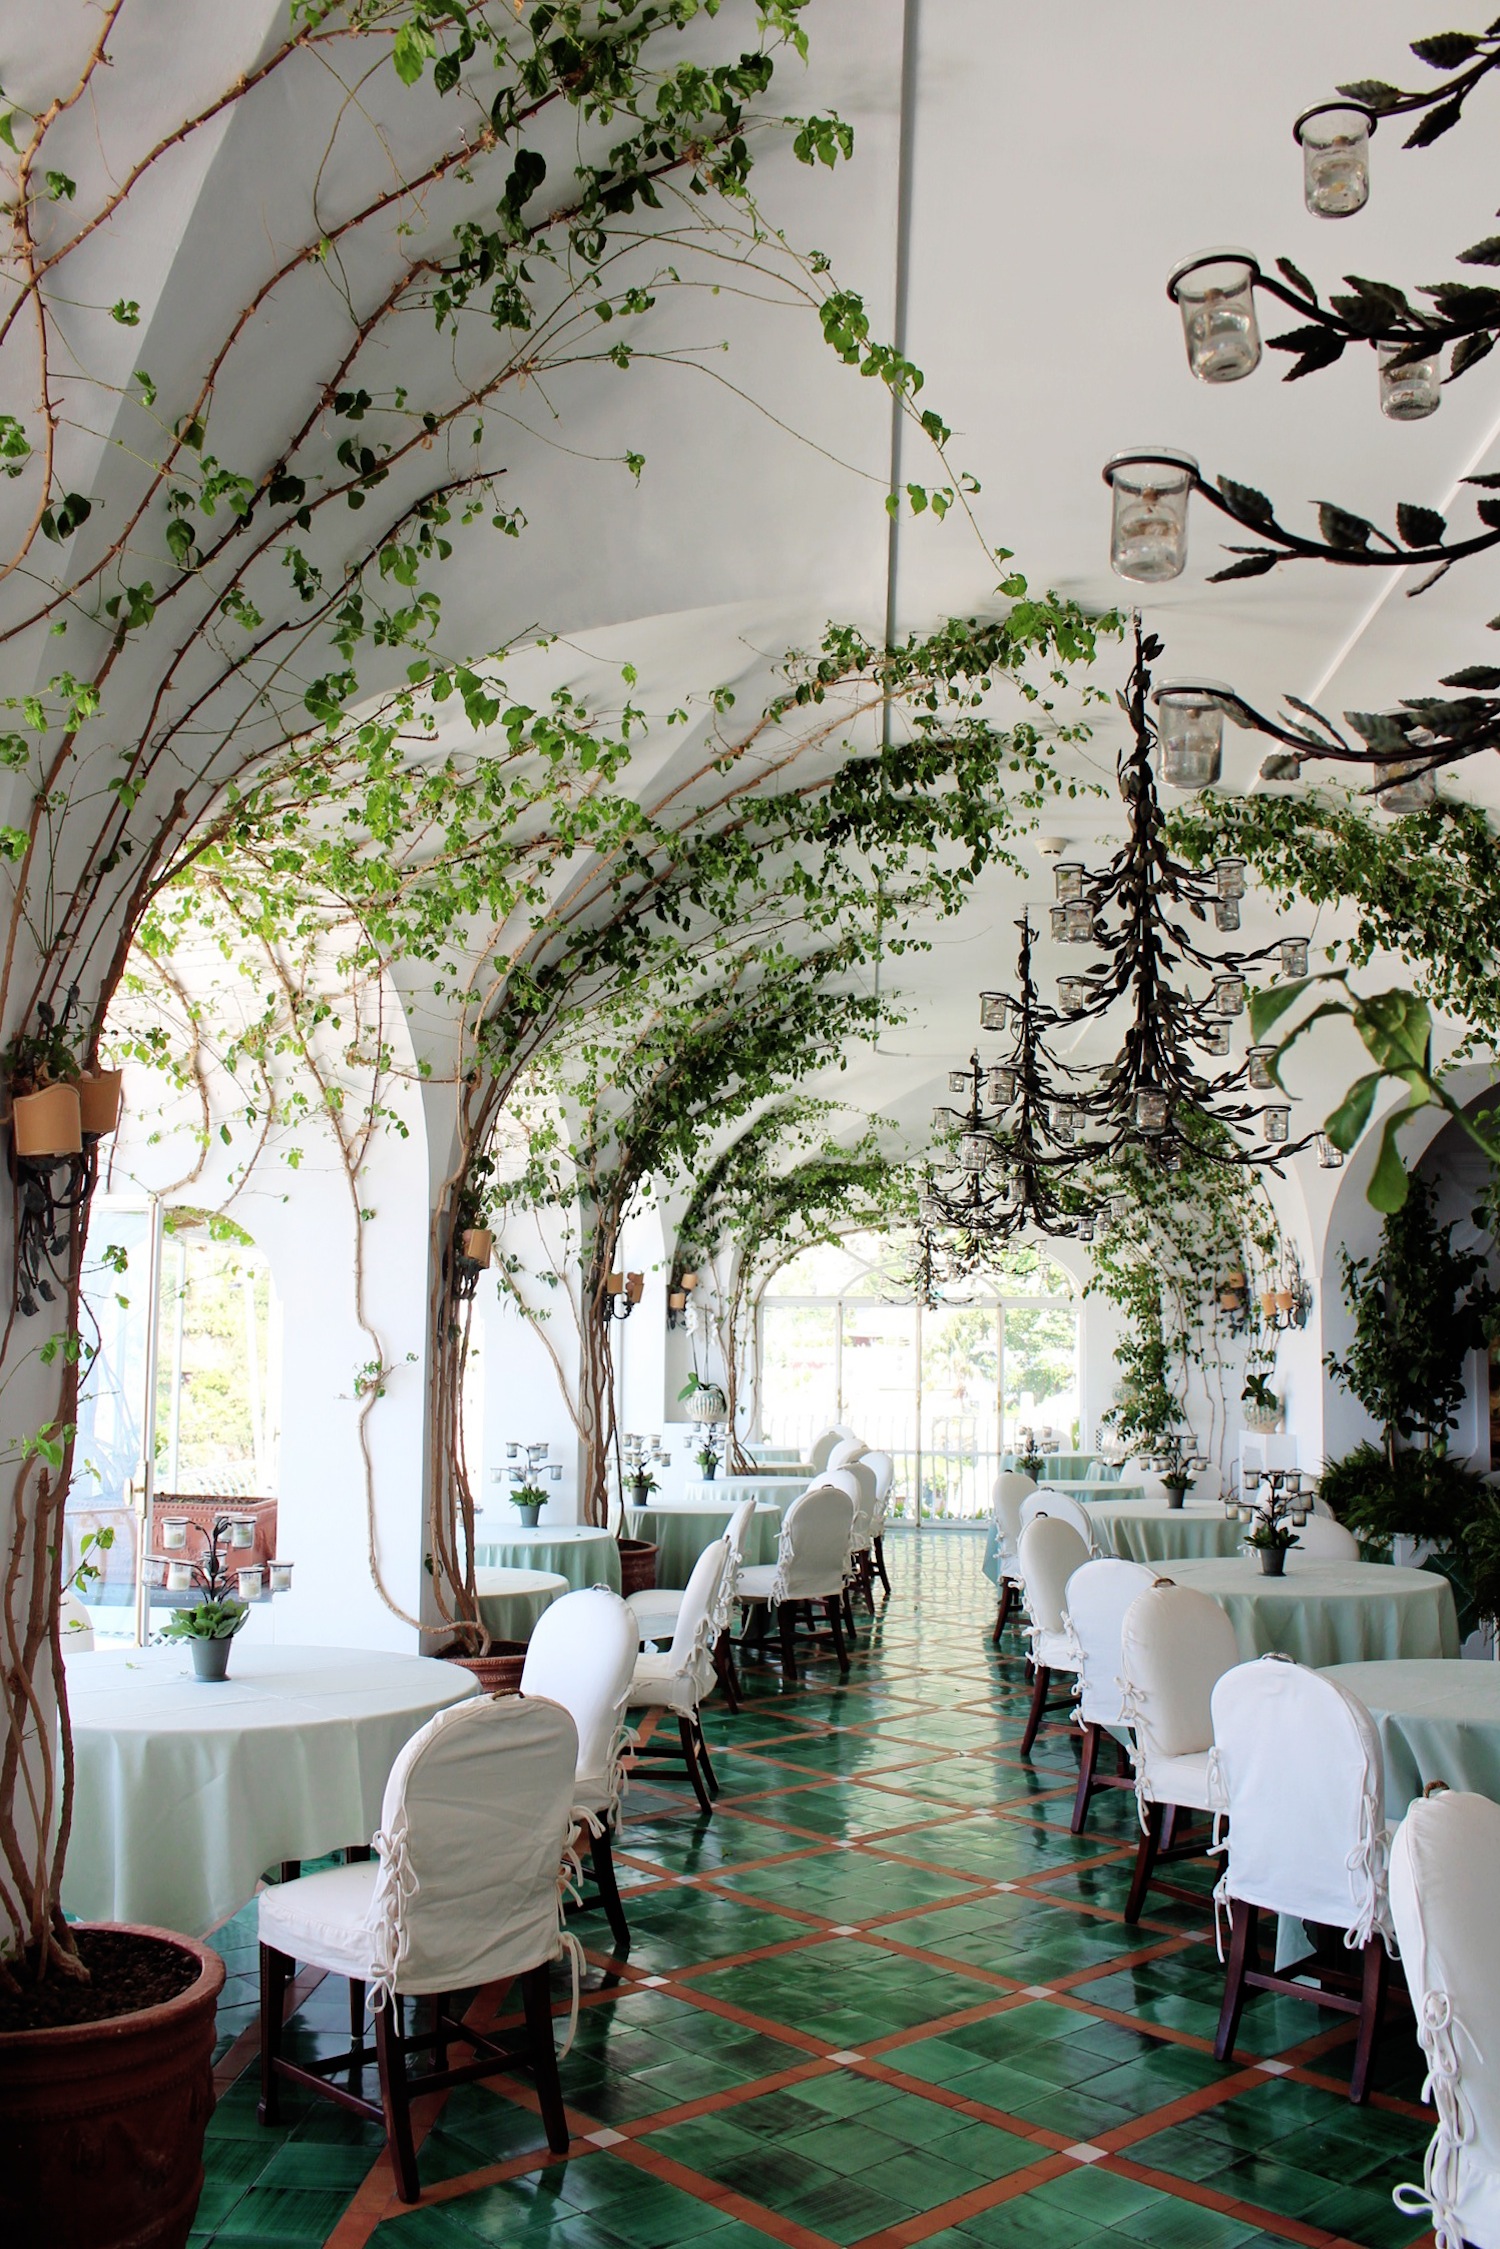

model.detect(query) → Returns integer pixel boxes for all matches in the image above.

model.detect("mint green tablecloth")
[474,1523,621,1593]
[1004,1453,1106,1482]
[1165,1557,1459,1666]
[685,1473,807,1508]
[1322,1659,1500,1819]
[60,1643,478,1936]
[474,1565,569,1644]
[1085,1500,1245,1566]
[625,1500,781,1589]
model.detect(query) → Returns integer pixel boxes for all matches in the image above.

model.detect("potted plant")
[1015,1431,1045,1481]
[1243,1507,1300,1577]
[1241,1371,1280,1433]
[679,1371,728,1423]
[694,1432,722,1481]
[509,1478,547,1529]
[160,1594,250,1681]
[1159,1464,1196,1511]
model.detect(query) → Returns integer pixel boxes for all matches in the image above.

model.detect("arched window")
[759,1231,1080,1521]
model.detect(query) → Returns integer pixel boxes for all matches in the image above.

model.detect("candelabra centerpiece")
[1229,1465,1312,1575]
[622,1431,670,1504]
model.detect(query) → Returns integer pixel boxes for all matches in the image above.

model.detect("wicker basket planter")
[618,1538,658,1596]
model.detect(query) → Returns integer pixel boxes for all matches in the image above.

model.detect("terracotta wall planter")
[0,1924,225,2249]
[460,1227,493,1266]
[74,1070,124,1136]
[12,1082,82,1157]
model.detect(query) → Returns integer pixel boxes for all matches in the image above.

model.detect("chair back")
[844,1459,879,1549]
[1120,1454,1159,1482]
[1293,1514,1359,1560]
[809,1428,841,1473]
[367,1692,577,1998]
[1211,1657,1389,1945]
[726,1497,758,1566]
[991,1472,1035,1570]
[1119,1583,1238,1762]
[669,1537,733,1674]
[1020,1488,1095,1552]
[861,1451,894,1503]
[822,1466,862,1507]
[59,1588,95,1650]
[1016,1514,1090,1637]
[1064,1557,1155,1728]
[520,1587,637,1796]
[1389,1789,1500,2249]
[773,1485,855,1603]
[828,1436,868,1471]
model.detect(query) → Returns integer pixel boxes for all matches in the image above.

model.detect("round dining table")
[625,1498,782,1588]
[1164,1556,1460,1666]
[61,1642,478,1937]
[473,1520,622,1592]
[474,1564,569,1643]
[1083,1498,1246,1566]
[684,1472,807,1509]
[1323,1659,1500,1818]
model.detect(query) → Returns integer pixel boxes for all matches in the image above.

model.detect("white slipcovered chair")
[1189,1463,1223,1505]
[627,1498,757,1709]
[828,1436,868,1472]
[1389,1788,1500,2248]
[258,1693,579,2202]
[1117,1581,1239,1923]
[737,1484,855,1686]
[59,1587,94,1649]
[1019,1487,1097,1553]
[841,1457,880,1621]
[1015,1514,1089,1757]
[1292,1514,1360,1560]
[990,1471,1036,1643]
[1063,1556,1155,1834]
[809,1424,860,1473]
[521,1587,638,1957]
[627,1537,732,1814]
[1210,1656,1394,2103]
[861,1450,895,1595]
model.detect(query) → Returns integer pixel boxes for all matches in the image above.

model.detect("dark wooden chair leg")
[522,1963,570,2155]
[1115,1735,1133,1776]
[678,1714,715,1813]
[992,1578,1013,1645]
[712,1626,740,1712]
[590,1821,632,1956]
[842,1585,858,1639]
[1124,1801,1164,1924]
[432,1992,449,2075]
[1348,1935,1389,2105]
[1213,1896,1259,2062]
[349,1977,367,2059]
[874,1534,891,1594]
[859,1552,876,1614]
[777,1600,799,1685]
[1019,1663,1051,1758]
[694,1718,720,1797]
[1071,1720,1101,1834]
[373,1992,420,2204]
[823,1594,850,1677]
[257,1944,290,2125]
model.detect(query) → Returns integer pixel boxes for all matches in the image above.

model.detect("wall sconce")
[605,1271,645,1323]
[666,1269,699,1331]
[1259,1279,1313,1332]
[450,1222,494,1302]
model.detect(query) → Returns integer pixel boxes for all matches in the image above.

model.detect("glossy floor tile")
[192,1530,1437,2248]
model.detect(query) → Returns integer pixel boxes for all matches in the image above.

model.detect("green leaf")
[1459,236,1500,266]
[1247,978,1312,1040]
[1216,476,1275,527]
[1450,331,1496,379]
[1325,1070,1384,1152]
[1336,79,1407,113]
[1410,31,1482,68]
[1351,986,1432,1074]
[1439,665,1500,688]
[110,298,140,327]
[1368,1109,1418,1213]
[1406,94,1465,147]
[0,113,17,152]
[1206,550,1280,584]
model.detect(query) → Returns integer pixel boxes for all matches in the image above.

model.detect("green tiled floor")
[190,1529,1438,2247]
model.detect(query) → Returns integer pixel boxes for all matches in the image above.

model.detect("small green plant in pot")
[694,1425,725,1481]
[1159,1465,1196,1512]
[161,1597,249,1681]
[509,1479,548,1529]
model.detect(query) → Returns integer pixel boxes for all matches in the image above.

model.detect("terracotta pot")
[12,1082,82,1158]
[1273,1290,1296,1313]
[445,1642,527,1695]
[73,1070,124,1137]
[0,1924,225,2249]
[618,1538,658,1597]
[460,1227,493,1267]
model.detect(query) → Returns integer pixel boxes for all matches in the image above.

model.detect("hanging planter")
[684,1382,726,1424]
[72,1070,123,1138]
[460,1227,493,1267]
[11,1083,82,1158]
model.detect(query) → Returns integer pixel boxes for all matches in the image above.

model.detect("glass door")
[70,1198,162,1643]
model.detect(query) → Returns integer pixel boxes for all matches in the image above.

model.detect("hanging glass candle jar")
[1279,936,1310,979]
[1316,1132,1345,1169]
[958,1132,990,1174]
[1135,1088,1170,1133]
[1168,253,1262,383]
[1247,1044,1277,1090]
[1197,1021,1231,1057]
[1049,1102,1076,1143]
[1294,103,1374,218]
[988,1064,1017,1105]
[1216,857,1247,900]
[1057,975,1091,1011]
[919,1193,941,1224]
[931,1106,950,1128]
[1375,759,1437,814]
[1104,450,1196,582]
[1212,974,1247,1015]
[1054,862,1085,902]
[1109,1191,1132,1221]
[1076,1214,1096,1243]
[1154,681,1229,788]
[1379,341,1441,420]
[1053,900,1094,943]
[1263,1104,1291,1144]
[979,992,1008,1031]
[1214,896,1241,932]
[949,1069,971,1094]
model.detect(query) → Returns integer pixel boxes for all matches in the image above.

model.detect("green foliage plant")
[160,1597,248,1643]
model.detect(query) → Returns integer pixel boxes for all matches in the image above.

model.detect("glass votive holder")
[1054,862,1085,903]
[988,1065,1017,1105]
[1212,974,1247,1016]
[1169,253,1262,383]
[161,1519,188,1550]
[146,1558,168,1588]
[1049,1103,1076,1143]
[1264,1105,1291,1143]
[166,1561,195,1592]
[1291,1507,1309,1527]
[1197,1021,1231,1058]
[1216,857,1247,899]
[932,1105,951,1128]
[1379,341,1441,421]
[1295,103,1373,218]
[1076,1214,1096,1243]
[979,992,1008,1032]
[1214,896,1241,932]
[1155,682,1227,788]
[1057,976,1091,1011]
[1105,450,1196,583]
[949,1069,971,1093]
[1316,1131,1345,1170]
[269,1561,294,1593]
[1244,1466,1263,1491]
[1375,759,1437,815]
[1135,1088,1170,1134]
[1247,1044,1276,1091]
[229,1518,256,1549]
[1280,936,1310,979]
[958,1133,990,1175]
[1058,900,1094,943]
[237,1566,264,1600]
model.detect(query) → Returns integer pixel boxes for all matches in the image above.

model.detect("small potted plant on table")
[1240,1470,1304,1576]
[1159,1463,1196,1511]
[504,1439,559,1527]
[694,1425,725,1482]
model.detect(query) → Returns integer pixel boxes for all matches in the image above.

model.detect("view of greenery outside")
[155,1222,280,1498]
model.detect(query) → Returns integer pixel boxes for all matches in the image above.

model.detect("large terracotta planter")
[0,1924,225,2249]
[12,1082,82,1157]
[618,1538,658,1597]
[445,1641,527,1695]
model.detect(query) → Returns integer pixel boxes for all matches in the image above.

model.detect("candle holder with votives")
[148,1509,291,1679]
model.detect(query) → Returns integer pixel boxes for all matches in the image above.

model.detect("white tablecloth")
[473,1522,621,1592]
[62,1643,477,1937]
[1164,1558,1460,1666]
[1322,1660,1500,1818]
[684,1474,806,1508]
[474,1566,570,1643]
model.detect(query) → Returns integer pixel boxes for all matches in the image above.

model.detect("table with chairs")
[474,1520,623,1592]
[1162,1553,1460,1666]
